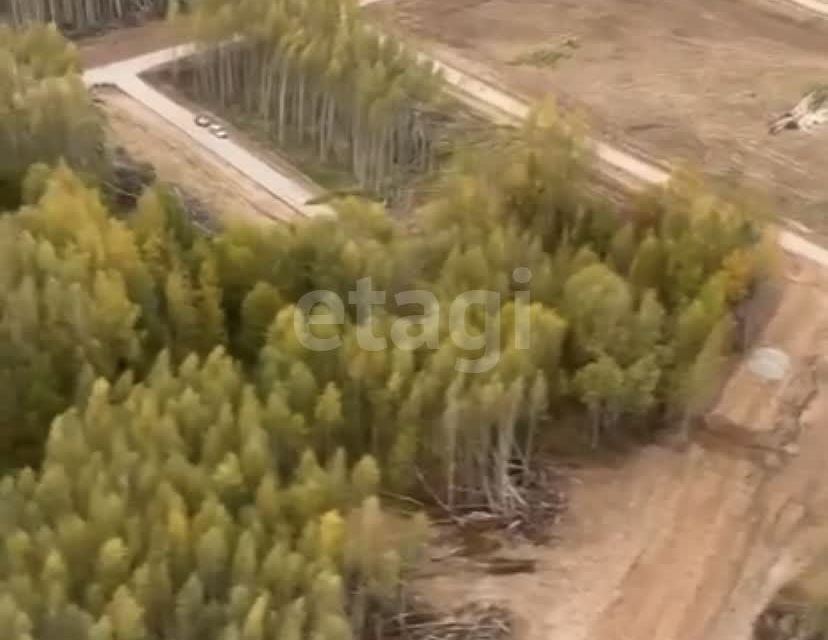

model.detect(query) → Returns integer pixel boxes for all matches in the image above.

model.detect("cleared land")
[79,13,828,639]
[78,20,183,68]
[419,257,828,640]
[96,86,299,226]
[368,0,828,233]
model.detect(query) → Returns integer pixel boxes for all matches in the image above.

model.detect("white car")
[195,114,211,127]
[208,123,228,138]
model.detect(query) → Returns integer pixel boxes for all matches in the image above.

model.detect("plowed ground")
[418,255,828,640]
[368,0,828,234]
[96,87,298,226]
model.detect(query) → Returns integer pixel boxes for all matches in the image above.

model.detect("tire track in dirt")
[417,257,828,640]
[373,7,828,634]
[591,450,755,640]
[82,12,828,638]
[576,260,828,640]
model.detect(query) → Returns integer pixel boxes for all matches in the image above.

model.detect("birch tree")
[6,0,169,33]
[184,0,442,199]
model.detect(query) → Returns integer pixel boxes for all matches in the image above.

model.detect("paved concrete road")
[786,0,828,14]
[84,46,331,219]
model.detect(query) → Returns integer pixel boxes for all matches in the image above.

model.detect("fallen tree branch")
[384,602,514,640]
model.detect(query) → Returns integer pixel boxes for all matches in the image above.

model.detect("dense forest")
[178,0,444,198]
[0,25,104,208]
[1,0,170,33]
[0,16,770,640]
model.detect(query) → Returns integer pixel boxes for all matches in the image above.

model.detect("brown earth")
[417,253,828,640]
[95,86,298,226]
[368,0,828,233]
[709,257,827,443]
[79,11,828,638]
[78,20,183,68]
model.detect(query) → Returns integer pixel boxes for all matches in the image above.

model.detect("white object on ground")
[747,347,791,382]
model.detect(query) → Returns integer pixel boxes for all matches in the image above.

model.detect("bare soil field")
[95,87,299,226]
[418,253,828,640]
[78,20,183,68]
[368,0,828,233]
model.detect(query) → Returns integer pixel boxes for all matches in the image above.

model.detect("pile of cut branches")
[769,85,828,134]
[422,464,567,543]
[384,603,513,640]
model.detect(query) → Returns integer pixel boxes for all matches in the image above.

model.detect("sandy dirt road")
[366,0,828,267]
[80,25,305,227]
[368,0,828,234]
[420,256,828,640]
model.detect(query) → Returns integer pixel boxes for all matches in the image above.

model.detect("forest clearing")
[367,0,828,236]
[77,19,182,68]
[1,1,828,640]
[416,251,828,640]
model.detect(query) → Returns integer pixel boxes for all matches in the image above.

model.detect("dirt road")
[782,0,828,15]
[419,257,828,640]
